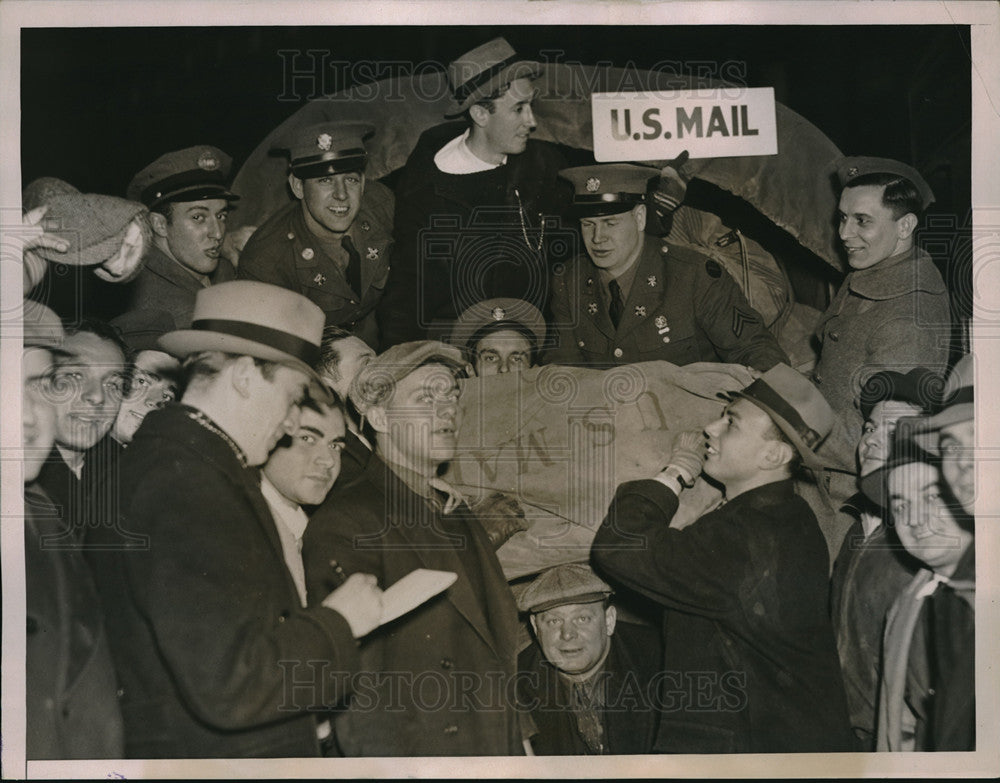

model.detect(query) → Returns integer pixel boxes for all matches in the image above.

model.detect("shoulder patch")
[705,259,722,279]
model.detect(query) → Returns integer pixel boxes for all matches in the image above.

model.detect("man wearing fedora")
[548,163,788,372]
[238,122,394,350]
[515,564,662,755]
[378,37,572,348]
[857,433,973,751]
[302,341,525,756]
[124,145,242,327]
[592,364,853,753]
[812,156,951,460]
[86,281,384,758]
[890,353,975,750]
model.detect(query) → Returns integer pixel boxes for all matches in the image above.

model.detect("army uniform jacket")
[812,247,950,446]
[546,238,788,371]
[238,181,394,349]
[124,244,235,328]
[302,453,524,757]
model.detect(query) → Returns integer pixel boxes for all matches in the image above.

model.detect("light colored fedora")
[158,281,332,402]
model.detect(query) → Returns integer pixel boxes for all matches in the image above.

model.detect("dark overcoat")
[302,453,524,756]
[378,121,571,347]
[86,404,360,758]
[546,238,788,371]
[592,478,854,753]
[517,620,662,755]
[25,484,125,759]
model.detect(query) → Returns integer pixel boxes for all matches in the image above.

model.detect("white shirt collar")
[434,128,507,174]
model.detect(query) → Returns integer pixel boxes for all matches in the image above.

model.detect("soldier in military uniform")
[238,122,393,350]
[812,156,951,456]
[546,164,788,371]
[124,145,241,327]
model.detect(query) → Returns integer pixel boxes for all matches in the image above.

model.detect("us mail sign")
[591,88,778,161]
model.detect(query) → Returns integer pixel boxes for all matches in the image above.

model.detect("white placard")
[592,88,778,161]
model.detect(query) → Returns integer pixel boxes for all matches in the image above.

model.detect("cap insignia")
[491,307,506,321]
[197,152,219,171]
[317,133,333,151]
[847,166,859,178]
[586,177,600,193]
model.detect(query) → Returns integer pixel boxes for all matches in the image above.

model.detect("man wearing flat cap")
[124,145,241,326]
[450,297,546,376]
[238,122,394,350]
[378,37,573,348]
[547,163,788,372]
[302,341,525,756]
[812,156,951,458]
[86,281,384,758]
[592,364,853,753]
[515,564,662,755]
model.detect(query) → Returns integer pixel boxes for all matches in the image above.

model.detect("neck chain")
[183,407,249,468]
[513,188,545,253]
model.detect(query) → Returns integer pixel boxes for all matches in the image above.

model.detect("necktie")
[608,278,624,329]
[342,235,362,296]
[572,680,605,754]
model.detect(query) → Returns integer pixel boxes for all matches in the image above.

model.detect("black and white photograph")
[2,0,997,778]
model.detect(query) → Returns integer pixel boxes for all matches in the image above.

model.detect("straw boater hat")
[158,281,332,403]
[723,363,835,470]
[444,37,542,118]
[898,354,973,456]
[449,297,547,354]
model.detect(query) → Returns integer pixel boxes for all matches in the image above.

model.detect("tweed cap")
[724,363,835,469]
[276,121,374,180]
[836,156,934,211]
[444,37,542,118]
[517,563,613,614]
[349,341,470,414]
[450,297,547,353]
[22,176,80,212]
[127,145,238,210]
[559,163,657,218]
[158,281,332,404]
[32,193,147,267]
[858,367,942,422]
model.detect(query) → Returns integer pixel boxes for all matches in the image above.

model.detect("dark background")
[21,25,973,334]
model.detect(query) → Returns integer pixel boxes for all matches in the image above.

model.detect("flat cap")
[836,155,935,211]
[22,176,80,212]
[276,121,374,180]
[559,163,656,217]
[35,193,147,267]
[450,297,547,352]
[516,563,613,614]
[858,367,942,422]
[127,145,238,210]
[349,340,470,414]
